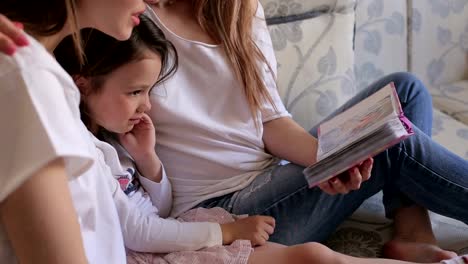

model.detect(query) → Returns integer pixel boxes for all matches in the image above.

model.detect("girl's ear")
[73,75,92,96]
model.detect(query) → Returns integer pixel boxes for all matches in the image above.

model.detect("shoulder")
[252,0,265,19]
[0,34,80,110]
[251,1,272,46]
[251,0,268,34]
[0,34,73,86]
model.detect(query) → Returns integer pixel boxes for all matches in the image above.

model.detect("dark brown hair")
[55,14,178,127]
[0,0,84,61]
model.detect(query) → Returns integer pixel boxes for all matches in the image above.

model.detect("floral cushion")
[262,0,355,18]
[354,0,408,90]
[431,81,468,126]
[411,0,468,91]
[433,108,468,159]
[264,0,356,130]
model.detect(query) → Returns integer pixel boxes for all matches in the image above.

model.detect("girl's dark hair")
[55,14,178,89]
[55,14,178,128]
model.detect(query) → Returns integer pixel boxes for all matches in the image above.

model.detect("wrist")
[134,152,163,182]
[220,223,235,245]
[133,149,157,163]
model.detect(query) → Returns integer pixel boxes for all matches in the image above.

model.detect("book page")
[304,83,414,188]
[317,84,397,160]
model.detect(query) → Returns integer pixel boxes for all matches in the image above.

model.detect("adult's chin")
[107,23,134,41]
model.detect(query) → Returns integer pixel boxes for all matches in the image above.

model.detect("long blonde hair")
[193,0,277,123]
[66,0,85,65]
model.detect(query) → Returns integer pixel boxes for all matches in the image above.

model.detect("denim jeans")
[197,72,468,245]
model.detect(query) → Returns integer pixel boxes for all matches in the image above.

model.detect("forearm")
[134,152,162,183]
[0,159,87,264]
[263,117,318,167]
[138,169,172,218]
[123,216,222,253]
[113,187,221,253]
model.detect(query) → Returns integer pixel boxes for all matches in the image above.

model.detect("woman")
[0,0,145,263]
[145,1,468,262]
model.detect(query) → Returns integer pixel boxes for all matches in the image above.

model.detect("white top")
[146,2,290,216]
[94,136,223,252]
[0,35,125,263]
[441,256,468,264]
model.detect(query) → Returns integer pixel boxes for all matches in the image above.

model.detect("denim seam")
[238,169,274,202]
[398,144,467,190]
[260,184,310,214]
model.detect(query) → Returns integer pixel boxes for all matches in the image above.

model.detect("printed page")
[304,83,414,188]
[317,83,397,160]
[304,119,410,187]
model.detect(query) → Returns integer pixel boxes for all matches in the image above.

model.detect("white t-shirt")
[0,35,126,263]
[95,135,223,252]
[145,2,290,216]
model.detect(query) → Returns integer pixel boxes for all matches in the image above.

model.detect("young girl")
[0,0,146,263]
[53,12,467,264]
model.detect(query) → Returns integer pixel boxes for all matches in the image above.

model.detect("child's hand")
[119,113,163,182]
[220,215,275,246]
[118,113,156,161]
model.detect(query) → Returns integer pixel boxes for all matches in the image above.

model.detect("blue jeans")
[197,72,468,245]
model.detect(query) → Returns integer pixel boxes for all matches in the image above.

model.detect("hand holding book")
[304,82,414,189]
[316,158,373,195]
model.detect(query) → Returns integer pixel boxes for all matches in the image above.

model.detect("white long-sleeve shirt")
[92,136,223,253]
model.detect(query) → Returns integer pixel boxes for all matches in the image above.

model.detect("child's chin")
[123,124,135,133]
[108,125,132,134]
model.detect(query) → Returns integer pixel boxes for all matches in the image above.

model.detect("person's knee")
[389,72,432,104]
[388,72,420,85]
[291,242,341,264]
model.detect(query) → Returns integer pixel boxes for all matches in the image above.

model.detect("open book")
[303,82,414,188]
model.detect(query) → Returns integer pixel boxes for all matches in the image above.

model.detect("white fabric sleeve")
[138,165,173,218]
[441,256,468,264]
[108,138,173,218]
[0,69,92,201]
[253,1,292,123]
[108,175,223,253]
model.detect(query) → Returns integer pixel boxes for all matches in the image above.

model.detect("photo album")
[304,82,414,188]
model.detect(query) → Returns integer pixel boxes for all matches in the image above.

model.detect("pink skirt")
[126,207,253,264]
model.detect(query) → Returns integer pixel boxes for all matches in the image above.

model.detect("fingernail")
[16,35,29,46]
[13,22,23,30]
[5,45,16,56]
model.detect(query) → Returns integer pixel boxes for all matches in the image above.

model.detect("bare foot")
[383,240,458,263]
